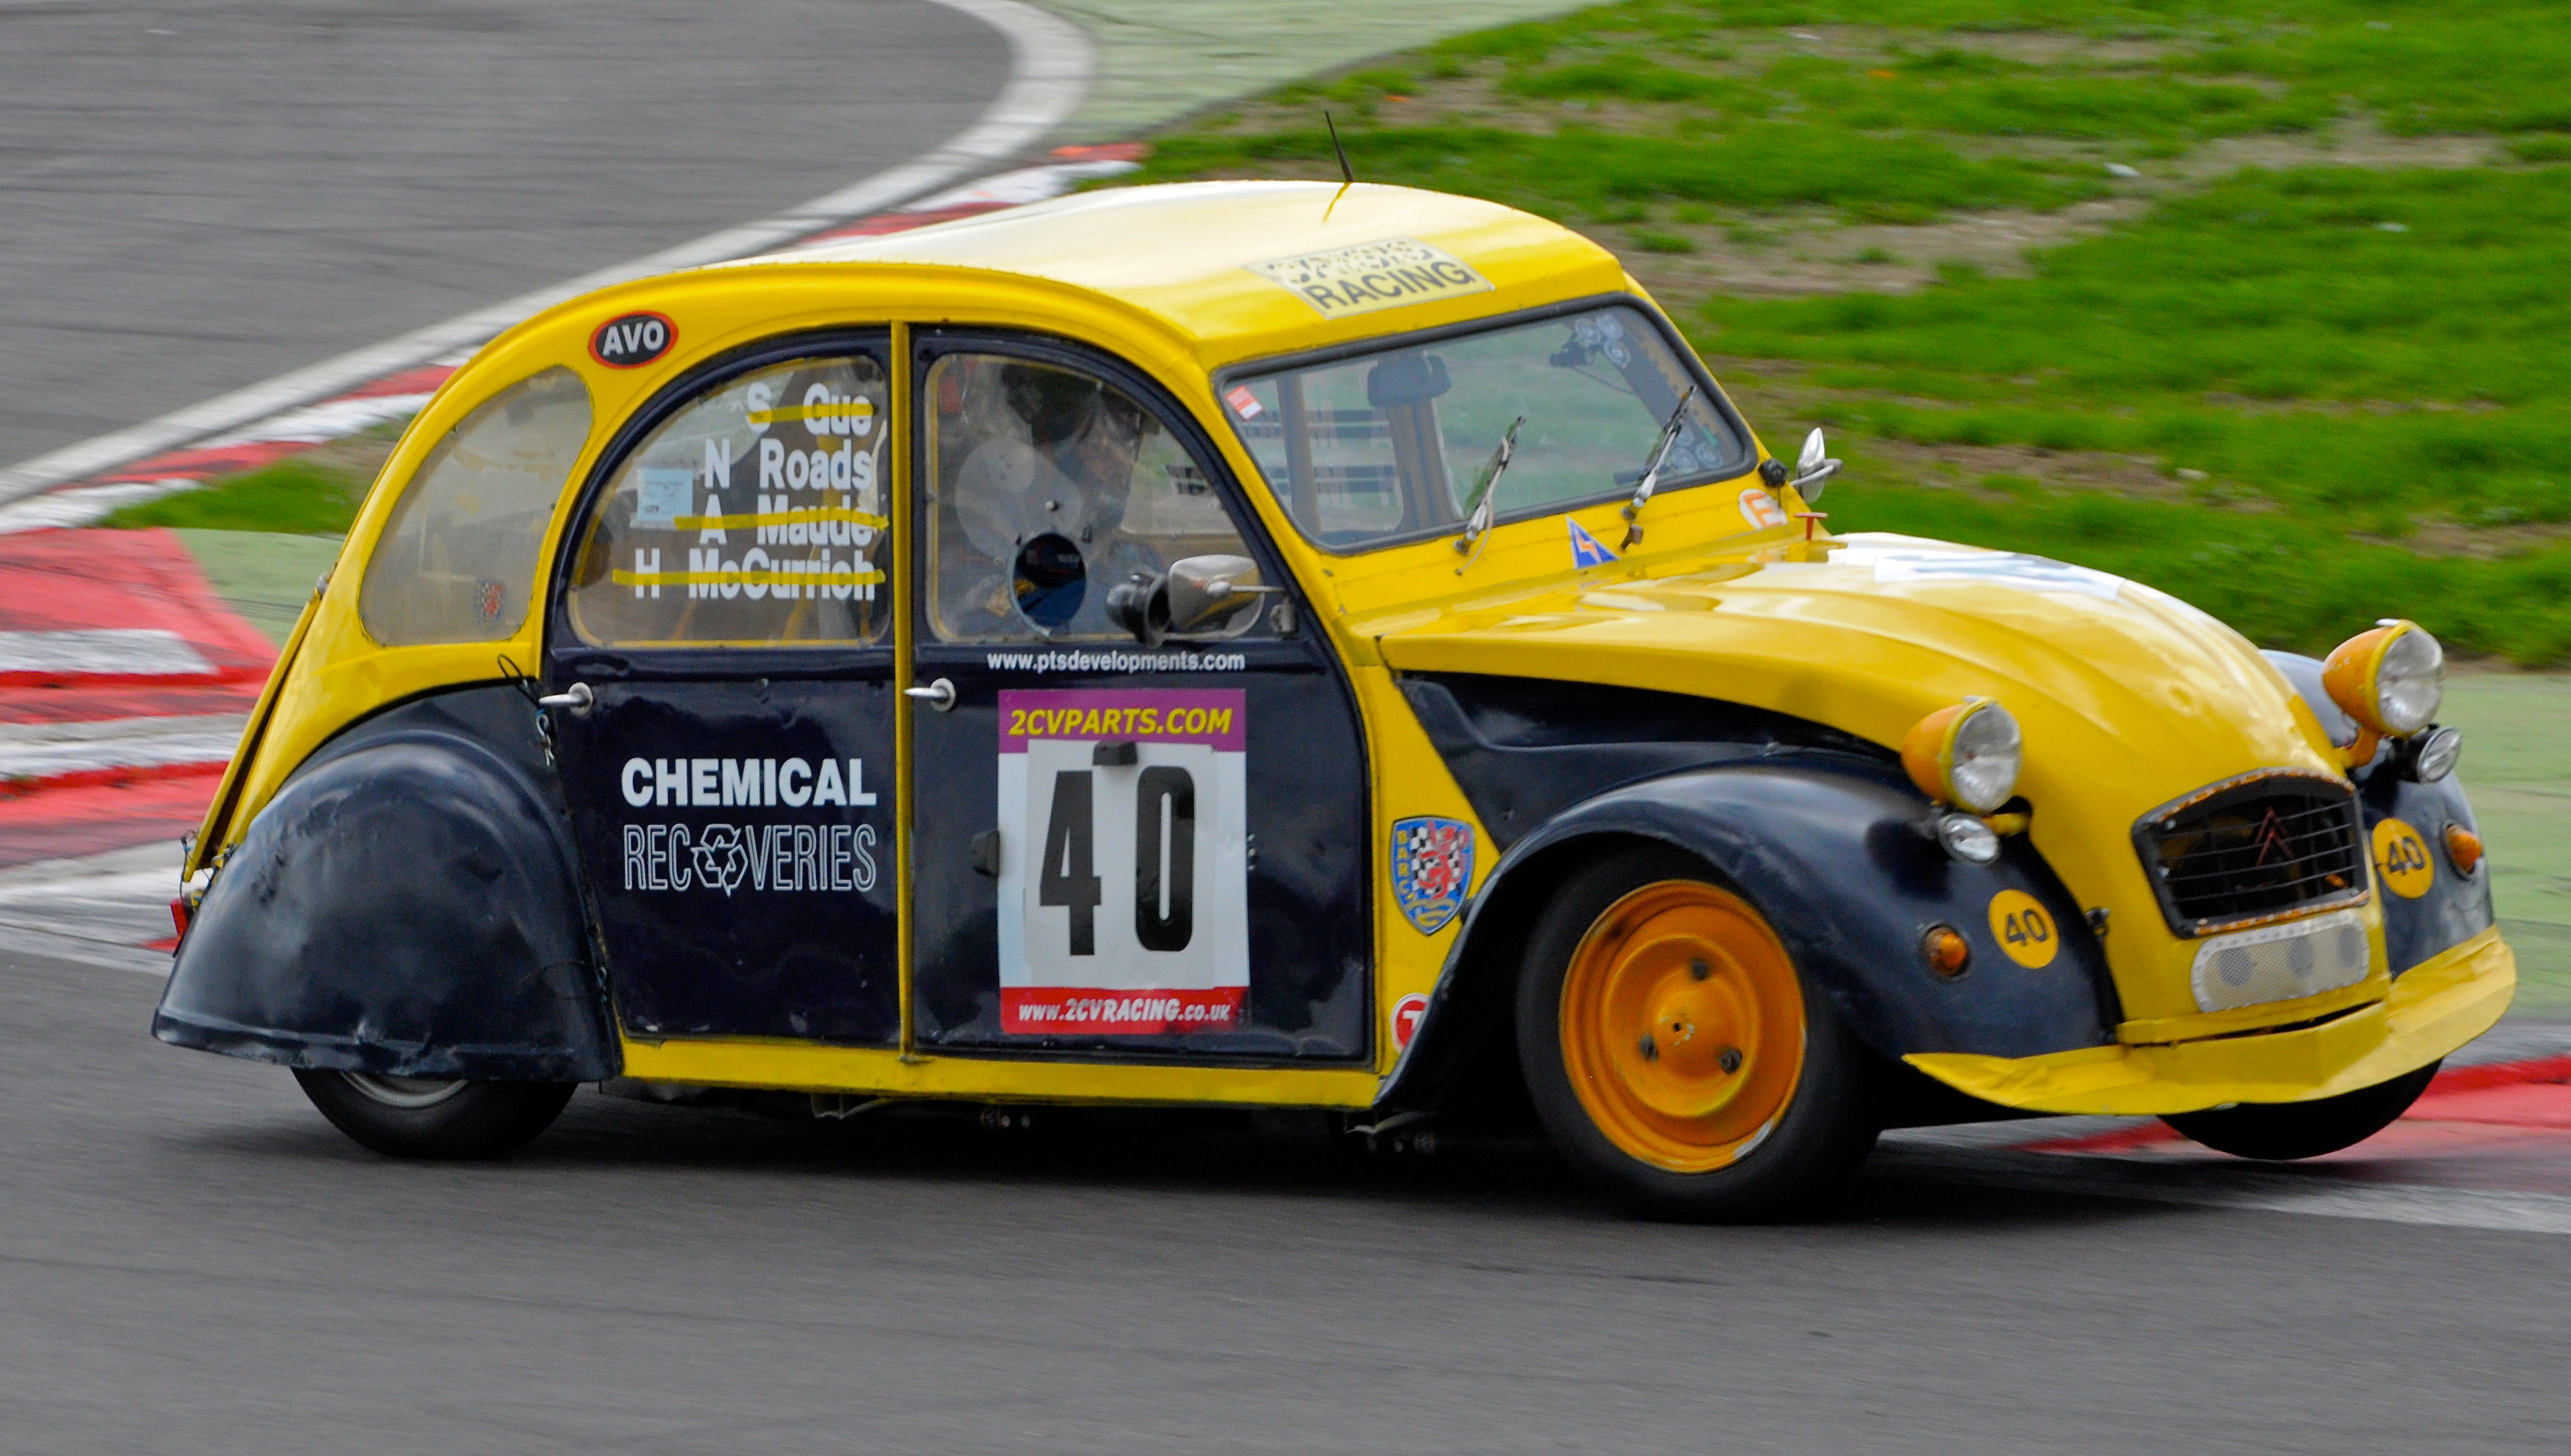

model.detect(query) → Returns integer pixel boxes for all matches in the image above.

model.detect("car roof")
[745,180,1633,369]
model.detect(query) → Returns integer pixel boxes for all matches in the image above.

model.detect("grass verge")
[1120,0,2571,664]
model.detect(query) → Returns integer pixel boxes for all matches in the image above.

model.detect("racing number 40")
[1039,768,1197,956]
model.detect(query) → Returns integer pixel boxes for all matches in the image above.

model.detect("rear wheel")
[293,1069,575,1159]
[2162,1061,2439,1161]
[1516,846,1879,1222]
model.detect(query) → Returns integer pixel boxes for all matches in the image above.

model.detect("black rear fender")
[153,686,615,1082]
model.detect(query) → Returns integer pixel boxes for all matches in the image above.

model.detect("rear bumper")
[1904,926,2515,1116]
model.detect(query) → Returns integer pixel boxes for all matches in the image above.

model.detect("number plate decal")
[996,689,1250,1034]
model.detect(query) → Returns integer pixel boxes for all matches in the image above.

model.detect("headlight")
[2413,724,2463,782]
[1902,698,2022,814]
[2323,619,2444,738]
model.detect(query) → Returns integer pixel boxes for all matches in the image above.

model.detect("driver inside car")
[939,359,1152,639]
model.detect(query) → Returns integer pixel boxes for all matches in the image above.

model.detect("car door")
[907,333,1373,1060]
[546,332,902,1044]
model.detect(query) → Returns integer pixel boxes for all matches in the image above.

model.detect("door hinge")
[971,828,1002,878]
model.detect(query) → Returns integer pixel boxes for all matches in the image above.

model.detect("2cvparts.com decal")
[995,688,1250,1034]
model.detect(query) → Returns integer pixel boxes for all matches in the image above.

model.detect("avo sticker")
[590,311,675,368]
[1390,992,1430,1052]
[2372,817,2434,899]
[1987,889,2059,969]
[1738,486,1787,531]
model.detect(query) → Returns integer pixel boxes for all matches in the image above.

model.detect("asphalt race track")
[5,944,2565,1455]
[0,0,1010,468]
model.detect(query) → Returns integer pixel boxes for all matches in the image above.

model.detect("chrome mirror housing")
[1105,554,1279,646]
[1790,425,1841,503]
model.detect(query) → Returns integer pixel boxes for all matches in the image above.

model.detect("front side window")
[359,365,592,645]
[924,353,1265,644]
[565,352,891,647]
[1220,303,1746,551]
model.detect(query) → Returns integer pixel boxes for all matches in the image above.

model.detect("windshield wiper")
[1617,385,1698,550]
[1452,415,1524,573]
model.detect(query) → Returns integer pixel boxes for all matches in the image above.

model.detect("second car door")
[906,333,1374,1061]
[546,333,902,1045]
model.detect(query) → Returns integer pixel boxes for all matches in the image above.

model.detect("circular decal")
[590,311,675,368]
[1986,890,2059,969]
[2372,817,2434,899]
[1390,992,1430,1052]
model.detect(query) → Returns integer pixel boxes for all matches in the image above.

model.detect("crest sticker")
[1390,816,1474,935]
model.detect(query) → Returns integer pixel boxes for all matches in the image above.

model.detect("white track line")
[0,629,214,677]
[0,0,1092,507]
[1872,1142,2571,1236]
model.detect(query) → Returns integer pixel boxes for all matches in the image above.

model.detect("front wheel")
[293,1069,576,1159]
[2162,1061,2439,1161]
[1516,846,1880,1222]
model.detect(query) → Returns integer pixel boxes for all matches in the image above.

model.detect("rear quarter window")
[358,365,593,645]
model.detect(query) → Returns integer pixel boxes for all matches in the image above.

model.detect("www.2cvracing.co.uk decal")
[1390,816,1474,935]
[617,754,881,896]
[996,689,1250,1034]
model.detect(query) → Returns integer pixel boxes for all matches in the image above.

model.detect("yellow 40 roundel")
[2372,817,2435,899]
[1987,889,2060,969]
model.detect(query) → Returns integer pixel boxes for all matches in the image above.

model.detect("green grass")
[100,457,368,537]
[1121,0,2571,665]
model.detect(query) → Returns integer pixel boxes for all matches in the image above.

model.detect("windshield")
[1220,303,1747,551]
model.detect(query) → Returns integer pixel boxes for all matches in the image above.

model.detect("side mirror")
[1107,554,1280,646]
[1790,426,1841,503]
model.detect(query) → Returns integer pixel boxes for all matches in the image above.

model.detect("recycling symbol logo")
[691,824,751,896]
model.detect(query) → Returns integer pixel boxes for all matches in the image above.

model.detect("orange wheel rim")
[1559,880,1806,1173]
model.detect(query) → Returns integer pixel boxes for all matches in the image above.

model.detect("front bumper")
[1904,926,2515,1116]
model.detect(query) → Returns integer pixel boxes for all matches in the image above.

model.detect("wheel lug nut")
[1638,1033,1658,1061]
[1718,1047,1743,1074]
[1690,959,1711,981]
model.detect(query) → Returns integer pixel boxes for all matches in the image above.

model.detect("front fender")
[2263,650,2496,975]
[153,686,615,1082]
[1381,757,2114,1110]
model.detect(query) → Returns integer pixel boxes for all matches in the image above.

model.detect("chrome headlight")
[1902,698,2023,815]
[2323,619,2444,738]
[2412,724,2463,782]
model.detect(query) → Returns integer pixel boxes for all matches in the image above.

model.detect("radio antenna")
[1324,110,1354,185]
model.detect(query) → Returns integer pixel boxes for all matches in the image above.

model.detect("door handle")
[904,677,957,712]
[536,682,594,714]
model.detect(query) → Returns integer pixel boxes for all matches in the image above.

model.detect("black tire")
[1515,845,1881,1222]
[293,1069,576,1159]
[2162,1061,2439,1161]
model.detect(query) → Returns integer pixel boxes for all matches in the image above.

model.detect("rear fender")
[1380,757,2114,1111]
[153,685,614,1082]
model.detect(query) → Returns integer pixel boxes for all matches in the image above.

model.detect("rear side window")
[358,366,593,645]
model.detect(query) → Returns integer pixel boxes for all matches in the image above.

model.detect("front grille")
[2134,771,2369,937]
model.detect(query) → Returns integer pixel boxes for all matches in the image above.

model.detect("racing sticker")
[1986,888,2059,969]
[997,689,1250,1033]
[1390,816,1474,935]
[1568,517,1620,568]
[1245,237,1495,320]
[2372,817,2433,899]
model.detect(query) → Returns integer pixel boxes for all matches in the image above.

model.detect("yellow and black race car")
[156,182,2512,1219]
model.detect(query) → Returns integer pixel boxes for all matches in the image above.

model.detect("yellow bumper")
[1905,926,2515,1116]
